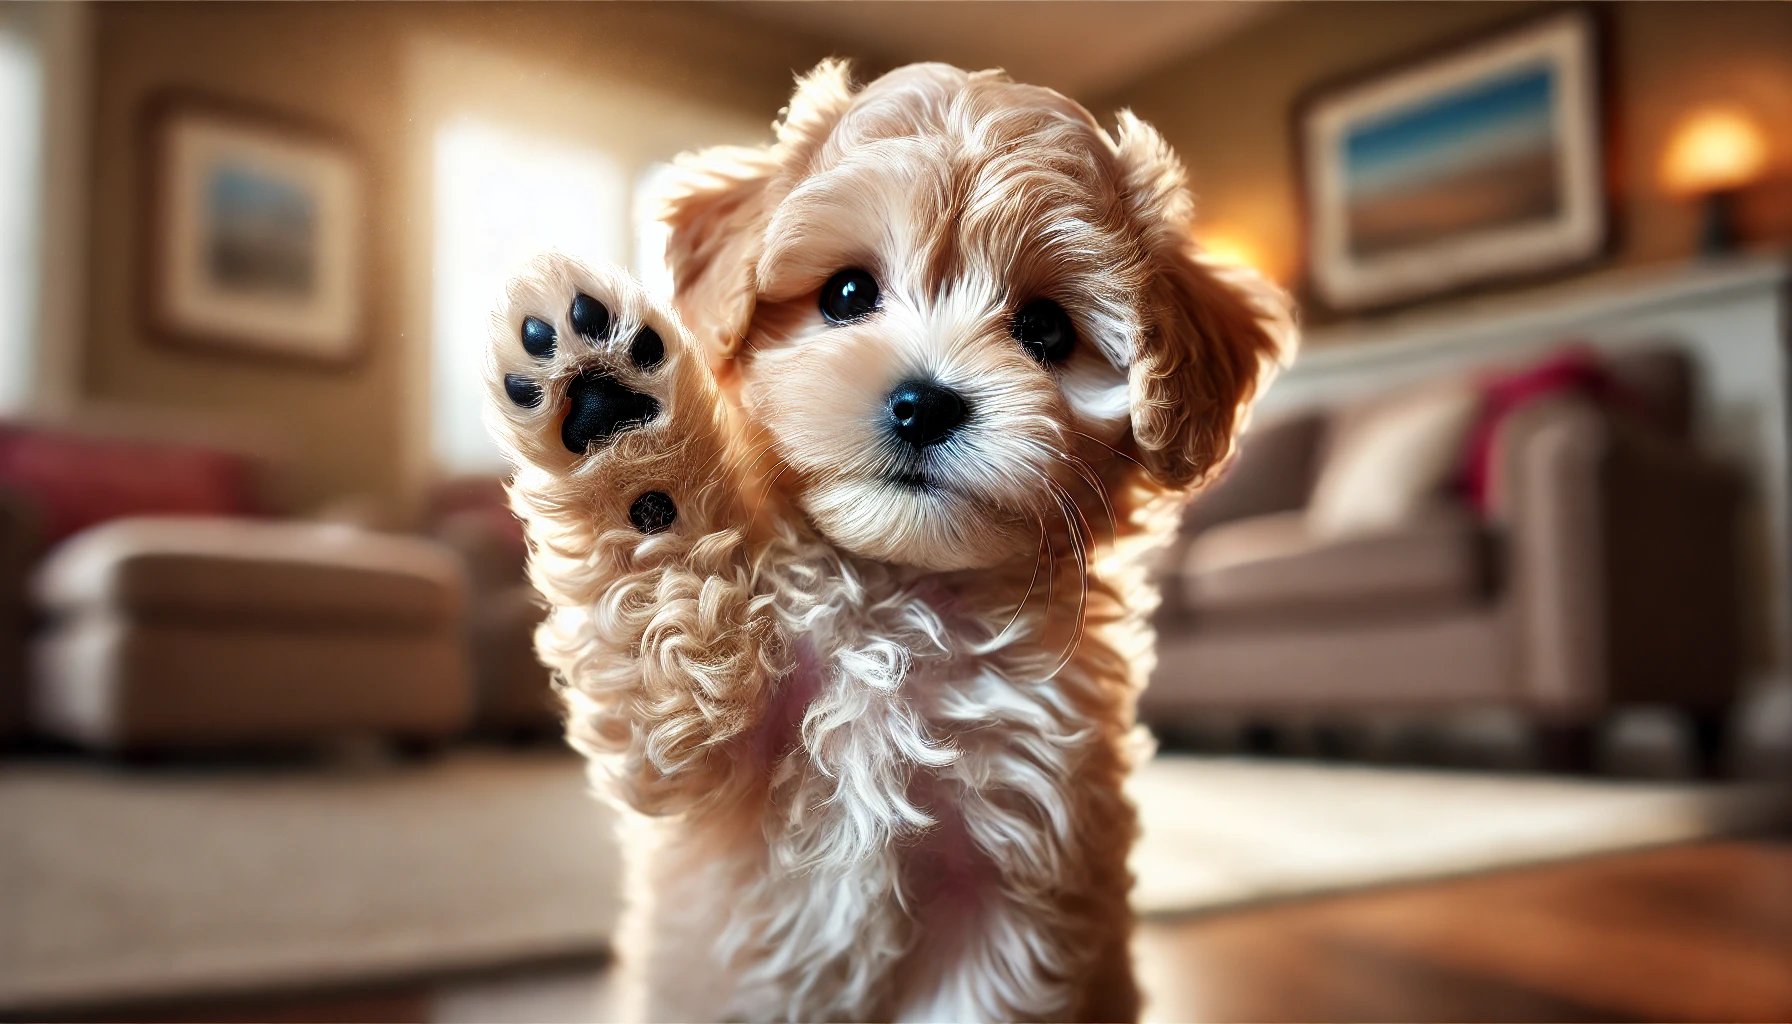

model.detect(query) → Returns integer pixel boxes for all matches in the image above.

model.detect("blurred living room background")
[1,2,1789,1022]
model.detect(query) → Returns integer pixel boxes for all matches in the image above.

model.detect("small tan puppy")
[485,61,1292,1023]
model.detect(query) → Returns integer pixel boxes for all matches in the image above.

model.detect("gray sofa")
[1142,348,1748,769]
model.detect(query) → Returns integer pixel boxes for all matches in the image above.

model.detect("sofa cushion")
[31,618,472,750]
[35,517,466,631]
[1307,378,1481,541]
[1182,410,1327,537]
[1183,505,1489,624]
[1604,346,1695,440]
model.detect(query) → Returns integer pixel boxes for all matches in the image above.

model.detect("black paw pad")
[630,327,664,370]
[562,368,658,453]
[503,374,543,408]
[570,293,610,342]
[629,491,677,534]
[521,316,556,358]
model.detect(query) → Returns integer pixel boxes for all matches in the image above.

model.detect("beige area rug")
[1,751,620,1013]
[1126,757,1788,915]
[4,751,1786,1012]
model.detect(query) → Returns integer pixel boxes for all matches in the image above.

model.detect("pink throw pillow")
[0,425,262,545]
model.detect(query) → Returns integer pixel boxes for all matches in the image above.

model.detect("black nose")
[888,379,967,449]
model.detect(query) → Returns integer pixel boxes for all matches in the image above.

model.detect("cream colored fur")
[483,62,1294,1023]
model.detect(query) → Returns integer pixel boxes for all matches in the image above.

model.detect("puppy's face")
[742,117,1139,572]
[665,64,1291,573]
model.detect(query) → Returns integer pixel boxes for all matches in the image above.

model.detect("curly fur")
[483,62,1294,1023]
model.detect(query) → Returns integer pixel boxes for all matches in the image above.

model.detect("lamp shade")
[1661,108,1769,196]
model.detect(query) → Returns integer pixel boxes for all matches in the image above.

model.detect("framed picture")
[142,93,366,365]
[1296,8,1606,312]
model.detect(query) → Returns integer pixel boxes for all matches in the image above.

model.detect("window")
[0,21,41,412]
[632,162,680,303]
[412,38,767,486]
[430,120,627,474]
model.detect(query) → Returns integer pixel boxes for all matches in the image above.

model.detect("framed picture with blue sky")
[141,92,366,367]
[1296,7,1606,312]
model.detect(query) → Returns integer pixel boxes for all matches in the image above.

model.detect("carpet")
[1126,757,1789,915]
[3,750,1784,1012]
[0,751,620,1013]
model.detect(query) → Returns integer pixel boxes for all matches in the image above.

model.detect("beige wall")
[83,3,1792,508]
[84,2,836,514]
[1098,1,1792,326]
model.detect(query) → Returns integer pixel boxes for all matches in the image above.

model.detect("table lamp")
[1660,107,1769,256]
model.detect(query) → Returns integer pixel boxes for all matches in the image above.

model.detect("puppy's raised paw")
[486,255,730,538]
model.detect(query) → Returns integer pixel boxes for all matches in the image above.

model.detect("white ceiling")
[730,1,1277,100]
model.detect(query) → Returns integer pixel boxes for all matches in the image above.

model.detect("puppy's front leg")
[486,254,784,815]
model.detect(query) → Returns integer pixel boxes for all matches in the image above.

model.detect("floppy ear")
[1113,111,1296,492]
[660,59,858,363]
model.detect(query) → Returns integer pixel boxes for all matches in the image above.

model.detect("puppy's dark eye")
[1012,299,1076,364]
[819,269,880,325]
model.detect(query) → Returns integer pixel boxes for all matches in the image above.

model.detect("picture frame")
[141,92,366,366]
[1295,7,1607,312]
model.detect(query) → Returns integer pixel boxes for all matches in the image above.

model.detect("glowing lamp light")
[1661,108,1768,196]
[1198,231,1278,282]
[1660,107,1769,256]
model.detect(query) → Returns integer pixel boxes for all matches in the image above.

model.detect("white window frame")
[400,35,766,495]
[0,2,88,416]
[428,120,631,475]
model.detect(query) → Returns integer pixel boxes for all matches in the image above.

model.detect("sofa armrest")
[1493,397,1745,717]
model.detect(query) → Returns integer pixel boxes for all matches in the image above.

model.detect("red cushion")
[1459,347,1623,513]
[0,426,262,545]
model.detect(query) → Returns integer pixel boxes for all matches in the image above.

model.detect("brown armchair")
[426,476,560,738]
[1142,348,1747,767]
